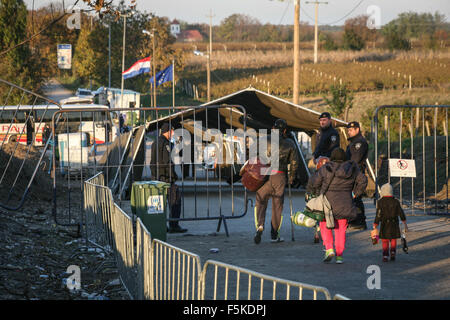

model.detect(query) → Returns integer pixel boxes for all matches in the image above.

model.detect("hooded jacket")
[311,160,368,220]
[375,183,406,239]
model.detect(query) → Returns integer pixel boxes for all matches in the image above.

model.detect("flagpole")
[172,59,175,109]
[152,29,157,109]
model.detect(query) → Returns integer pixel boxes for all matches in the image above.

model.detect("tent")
[147,87,347,134]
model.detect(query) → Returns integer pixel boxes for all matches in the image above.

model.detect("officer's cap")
[346,121,360,129]
[319,112,331,119]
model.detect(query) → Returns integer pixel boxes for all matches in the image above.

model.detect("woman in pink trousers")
[311,148,368,263]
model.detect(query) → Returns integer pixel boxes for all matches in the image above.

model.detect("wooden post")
[426,120,431,137]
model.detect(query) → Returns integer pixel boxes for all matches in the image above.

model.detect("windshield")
[77,90,91,96]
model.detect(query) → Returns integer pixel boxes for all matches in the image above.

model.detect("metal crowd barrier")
[0,78,61,211]
[200,260,332,300]
[136,218,152,300]
[84,173,114,252]
[151,239,202,300]
[83,173,349,301]
[111,202,137,299]
[46,105,252,236]
[373,105,449,215]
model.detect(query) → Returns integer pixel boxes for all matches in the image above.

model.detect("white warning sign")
[389,159,416,178]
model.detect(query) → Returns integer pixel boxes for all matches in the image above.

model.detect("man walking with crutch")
[253,119,299,244]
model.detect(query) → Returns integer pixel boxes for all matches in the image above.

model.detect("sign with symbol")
[147,195,164,214]
[389,159,416,177]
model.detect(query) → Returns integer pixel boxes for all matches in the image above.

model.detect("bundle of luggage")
[239,158,270,192]
[291,192,326,228]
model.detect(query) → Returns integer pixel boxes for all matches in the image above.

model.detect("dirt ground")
[0,190,130,300]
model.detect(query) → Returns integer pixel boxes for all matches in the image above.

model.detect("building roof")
[177,30,203,42]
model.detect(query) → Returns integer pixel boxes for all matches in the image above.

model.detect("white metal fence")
[84,172,349,300]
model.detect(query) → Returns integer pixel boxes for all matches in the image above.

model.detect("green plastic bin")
[131,181,171,241]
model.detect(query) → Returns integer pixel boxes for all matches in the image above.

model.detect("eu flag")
[150,64,173,87]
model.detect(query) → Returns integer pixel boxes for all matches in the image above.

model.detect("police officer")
[254,119,299,244]
[313,112,340,165]
[150,122,187,233]
[346,121,368,230]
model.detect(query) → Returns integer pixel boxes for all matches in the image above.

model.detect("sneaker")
[390,252,396,261]
[323,249,335,263]
[270,236,284,243]
[254,226,263,244]
[335,256,343,264]
[383,256,389,262]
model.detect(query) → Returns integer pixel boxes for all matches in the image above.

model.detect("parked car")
[75,88,95,100]
[60,96,94,105]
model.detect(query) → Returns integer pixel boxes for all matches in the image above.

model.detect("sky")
[23,0,450,26]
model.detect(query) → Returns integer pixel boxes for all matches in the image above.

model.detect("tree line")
[182,11,448,51]
[0,0,448,105]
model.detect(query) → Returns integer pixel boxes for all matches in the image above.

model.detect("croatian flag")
[122,56,151,79]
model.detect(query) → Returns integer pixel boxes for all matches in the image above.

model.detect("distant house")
[170,19,180,38]
[177,30,204,42]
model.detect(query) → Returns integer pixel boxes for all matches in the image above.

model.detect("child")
[373,183,409,262]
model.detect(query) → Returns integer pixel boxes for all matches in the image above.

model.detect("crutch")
[288,164,295,241]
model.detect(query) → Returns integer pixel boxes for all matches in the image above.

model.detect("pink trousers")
[319,219,348,257]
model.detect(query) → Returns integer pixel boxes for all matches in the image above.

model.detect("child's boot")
[390,249,396,261]
[382,249,389,262]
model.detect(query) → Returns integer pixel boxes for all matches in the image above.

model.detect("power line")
[278,0,291,25]
[301,0,366,25]
[0,0,81,57]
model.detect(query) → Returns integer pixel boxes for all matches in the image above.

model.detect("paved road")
[135,191,450,300]
[41,79,73,103]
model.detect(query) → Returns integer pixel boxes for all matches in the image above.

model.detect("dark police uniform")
[345,121,369,229]
[313,113,340,161]
[150,124,186,233]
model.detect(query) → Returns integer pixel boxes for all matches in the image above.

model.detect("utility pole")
[108,23,111,88]
[293,0,300,105]
[206,10,215,102]
[306,1,328,64]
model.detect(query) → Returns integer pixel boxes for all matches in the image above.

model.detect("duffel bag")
[239,157,269,192]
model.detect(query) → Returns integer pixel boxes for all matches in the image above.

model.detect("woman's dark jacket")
[311,160,368,220]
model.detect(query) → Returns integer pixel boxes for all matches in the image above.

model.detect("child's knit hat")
[380,183,393,197]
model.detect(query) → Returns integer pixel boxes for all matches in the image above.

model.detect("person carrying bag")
[310,148,368,264]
